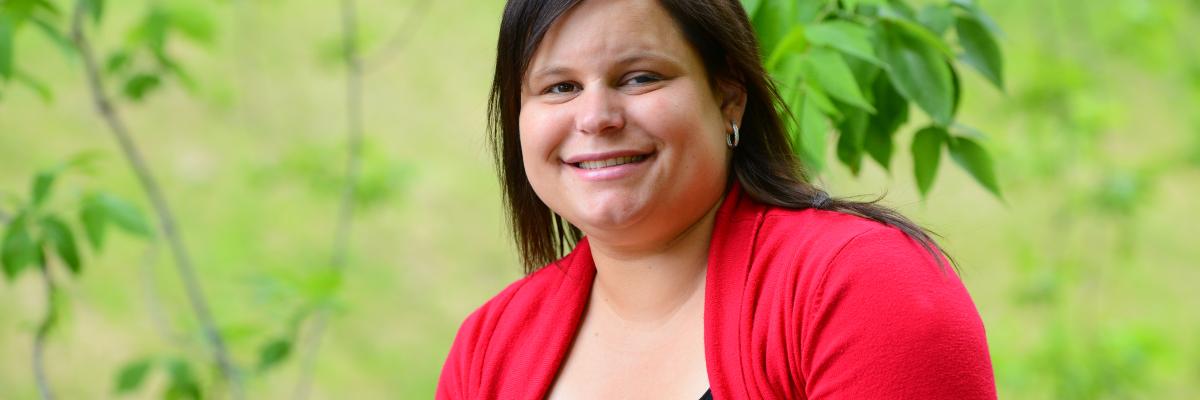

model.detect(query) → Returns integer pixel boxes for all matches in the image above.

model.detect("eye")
[624,73,663,86]
[543,82,579,95]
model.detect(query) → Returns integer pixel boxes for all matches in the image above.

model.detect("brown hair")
[490,0,953,274]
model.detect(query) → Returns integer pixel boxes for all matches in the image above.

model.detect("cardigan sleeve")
[800,227,997,399]
[437,307,484,400]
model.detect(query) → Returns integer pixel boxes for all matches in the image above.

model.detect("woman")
[438,0,997,398]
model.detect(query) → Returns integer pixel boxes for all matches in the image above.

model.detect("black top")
[700,389,712,399]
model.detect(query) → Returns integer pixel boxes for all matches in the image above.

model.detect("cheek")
[518,105,559,165]
[632,89,726,156]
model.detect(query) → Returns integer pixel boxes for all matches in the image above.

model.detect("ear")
[715,79,748,127]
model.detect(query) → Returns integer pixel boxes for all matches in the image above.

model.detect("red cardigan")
[438,184,996,399]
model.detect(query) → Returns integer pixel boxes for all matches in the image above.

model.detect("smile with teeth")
[574,155,649,170]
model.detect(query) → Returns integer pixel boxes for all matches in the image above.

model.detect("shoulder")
[748,206,909,273]
[747,205,966,322]
[756,205,943,266]
[446,256,581,350]
[437,250,591,398]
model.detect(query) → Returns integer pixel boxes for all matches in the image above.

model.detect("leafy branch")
[748,0,1006,199]
[67,0,243,398]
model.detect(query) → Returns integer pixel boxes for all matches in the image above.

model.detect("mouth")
[572,154,650,170]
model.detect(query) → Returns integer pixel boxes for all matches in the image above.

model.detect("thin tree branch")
[33,255,57,400]
[68,2,243,398]
[0,208,10,224]
[139,241,191,346]
[293,0,364,398]
[362,0,433,76]
[331,0,365,274]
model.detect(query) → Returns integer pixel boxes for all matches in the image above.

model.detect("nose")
[574,84,625,135]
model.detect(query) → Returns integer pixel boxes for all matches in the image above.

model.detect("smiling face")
[518,0,744,249]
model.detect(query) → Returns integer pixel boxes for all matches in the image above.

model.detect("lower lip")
[569,155,653,181]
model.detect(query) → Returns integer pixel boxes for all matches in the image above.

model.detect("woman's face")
[519,0,744,247]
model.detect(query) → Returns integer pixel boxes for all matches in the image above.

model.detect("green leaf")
[805,20,880,65]
[740,0,762,17]
[880,14,954,58]
[950,61,962,116]
[865,74,909,169]
[2,213,38,280]
[40,216,81,274]
[799,94,828,171]
[164,359,201,400]
[32,170,55,207]
[766,25,807,70]
[911,126,946,197]
[164,2,215,46]
[105,51,130,75]
[948,135,1002,198]
[0,12,14,80]
[878,20,955,126]
[122,73,161,101]
[80,200,106,250]
[879,1,917,19]
[917,4,955,36]
[950,0,1003,36]
[955,15,1004,89]
[258,338,292,372]
[752,0,794,59]
[114,358,153,394]
[88,0,105,24]
[801,48,875,113]
[81,192,151,249]
[836,108,869,175]
[864,123,893,171]
[803,82,840,118]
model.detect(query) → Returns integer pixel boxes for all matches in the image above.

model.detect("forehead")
[527,0,701,78]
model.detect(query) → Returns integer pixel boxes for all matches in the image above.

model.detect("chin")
[572,197,648,235]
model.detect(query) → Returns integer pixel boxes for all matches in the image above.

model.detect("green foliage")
[751,0,1005,198]
[79,191,152,250]
[955,15,1004,89]
[910,125,945,196]
[0,0,66,99]
[164,358,203,400]
[948,133,1002,199]
[1,211,38,279]
[114,358,153,394]
[39,215,80,274]
[1,158,148,281]
[257,337,292,372]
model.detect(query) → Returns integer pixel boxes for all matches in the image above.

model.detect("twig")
[33,257,57,400]
[0,208,10,224]
[139,241,190,346]
[68,2,243,398]
[292,0,364,398]
[362,0,432,75]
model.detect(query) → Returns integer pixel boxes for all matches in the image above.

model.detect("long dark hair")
[490,0,953,274]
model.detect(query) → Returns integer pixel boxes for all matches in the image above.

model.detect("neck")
[586,198,723,324]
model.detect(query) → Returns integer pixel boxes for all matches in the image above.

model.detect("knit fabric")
[437,184,997,399]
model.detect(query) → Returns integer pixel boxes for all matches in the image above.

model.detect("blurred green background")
[1,0,1198,398]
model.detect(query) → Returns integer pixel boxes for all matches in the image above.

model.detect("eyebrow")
[528,51,682,80]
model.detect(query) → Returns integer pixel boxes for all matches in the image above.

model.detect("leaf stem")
[33,258,57,400]
[68,2,244,398]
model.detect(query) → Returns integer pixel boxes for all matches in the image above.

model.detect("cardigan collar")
[534,182,766,398]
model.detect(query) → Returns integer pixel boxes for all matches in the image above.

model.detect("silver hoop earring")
[726,122,740,148]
